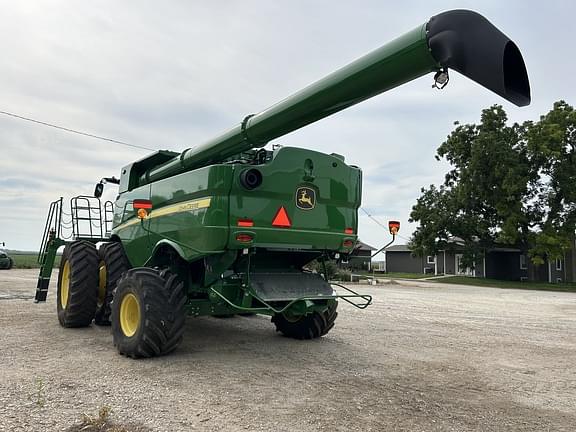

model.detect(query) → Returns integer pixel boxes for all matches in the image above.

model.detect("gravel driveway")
[1,269,575,431]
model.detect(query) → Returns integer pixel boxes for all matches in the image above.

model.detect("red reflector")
[237,219,254,227]
[133,199,152,210]
[343,240,354,248]
[236,234,253,243]
[272,206,291,228]
[345,227,354,234]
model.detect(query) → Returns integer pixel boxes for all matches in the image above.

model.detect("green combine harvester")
[36,10,530,358]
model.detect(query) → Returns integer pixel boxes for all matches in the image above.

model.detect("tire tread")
[272,302,338,340]
[111,268,186,358]
[95,242,130,325]
[57,241,99,328]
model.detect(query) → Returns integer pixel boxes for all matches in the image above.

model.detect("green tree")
[525,101,576,262]
[409,105,538,269]
[411,102,576,269]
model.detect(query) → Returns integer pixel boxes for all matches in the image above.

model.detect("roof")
[384,244,411,252]
[384,243,523,254]
[489,247,522,253]
[355,240,376,251]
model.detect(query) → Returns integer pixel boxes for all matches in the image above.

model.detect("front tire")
[56,241,99,327]
[111,268,187,358]
[95,242,130,326]
[272,302,338,340]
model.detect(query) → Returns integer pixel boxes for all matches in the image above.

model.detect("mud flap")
[250,272,335,302]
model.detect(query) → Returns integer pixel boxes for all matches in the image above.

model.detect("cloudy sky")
[0,0,574,252]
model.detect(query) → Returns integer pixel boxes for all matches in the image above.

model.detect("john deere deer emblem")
[296,187,315,210]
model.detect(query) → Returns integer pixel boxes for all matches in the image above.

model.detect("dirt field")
[1,269,575,431]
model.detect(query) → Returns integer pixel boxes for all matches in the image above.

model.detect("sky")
[0,0,574,252]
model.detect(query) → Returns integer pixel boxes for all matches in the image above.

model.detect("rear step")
[250,272,333,301]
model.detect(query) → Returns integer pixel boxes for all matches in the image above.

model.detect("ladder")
[35,196,113,302]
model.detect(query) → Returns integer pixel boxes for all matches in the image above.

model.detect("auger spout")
[138,9,529,187]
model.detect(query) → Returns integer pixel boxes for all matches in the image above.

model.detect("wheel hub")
[119,293,141,337]
[60,260,70,309]
[98,261,107,306]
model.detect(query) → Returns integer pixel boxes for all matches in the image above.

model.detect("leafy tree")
[525,101,576,262]
[410,105,536,268]
[409,102,576,269]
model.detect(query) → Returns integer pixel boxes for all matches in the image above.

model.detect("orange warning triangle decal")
[272,206,291,228]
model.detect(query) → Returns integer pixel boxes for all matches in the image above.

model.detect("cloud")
[0,1,574,251]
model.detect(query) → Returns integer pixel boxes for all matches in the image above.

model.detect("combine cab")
[36,10,530,358]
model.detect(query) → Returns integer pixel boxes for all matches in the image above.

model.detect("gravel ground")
[0,269,575,431]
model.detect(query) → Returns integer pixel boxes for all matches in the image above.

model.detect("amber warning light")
[388,220,400,235]
[133,199,152,219]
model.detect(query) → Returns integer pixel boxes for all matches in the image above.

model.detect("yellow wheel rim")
[98,261,107,306]
[119,293,140,337]
[60,260,71,309]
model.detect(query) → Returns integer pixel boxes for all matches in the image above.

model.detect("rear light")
[343,239,354,248]
[344,227,354,234]
[236,233,254,243]
[237,219,254,227]
[272,206,291,228]
[133,199,152,210]
[388,220,400,235]
[133,199,152,219]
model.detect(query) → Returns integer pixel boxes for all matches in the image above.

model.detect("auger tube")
[138,9,529,187]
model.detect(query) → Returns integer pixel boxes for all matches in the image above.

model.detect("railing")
[38,196,114,261]
[104,201,114,237]
[209,282,372,314]
[70,195,109,240]
[37,197,63,264]
[35,195,115,302]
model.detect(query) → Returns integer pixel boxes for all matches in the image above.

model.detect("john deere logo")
[296,187,315,210]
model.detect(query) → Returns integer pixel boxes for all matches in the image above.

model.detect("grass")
[27,377,46,407]
[10,254,61,269]
[427,275,576,292]
[375,272,432,280]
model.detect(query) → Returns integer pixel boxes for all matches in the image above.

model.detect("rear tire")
[111,268,187,358]
[272,302,338,340]
[57,241,99,327]
[95,242,130,326]
[7,258,13,270]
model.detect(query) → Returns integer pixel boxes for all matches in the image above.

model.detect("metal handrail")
[70,195,106,239]
[104,201,114,236]
[37,197,63,264]
[210,282,372,315]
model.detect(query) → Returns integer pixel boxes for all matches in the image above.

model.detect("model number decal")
[116,197,212,230]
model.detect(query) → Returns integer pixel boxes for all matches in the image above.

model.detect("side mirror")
[94,182,104,198]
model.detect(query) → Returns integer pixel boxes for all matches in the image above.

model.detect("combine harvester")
[35,10,530,358]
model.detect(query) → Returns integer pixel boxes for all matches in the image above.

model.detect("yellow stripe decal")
[116,197,212,230]
[150,198,212,218]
